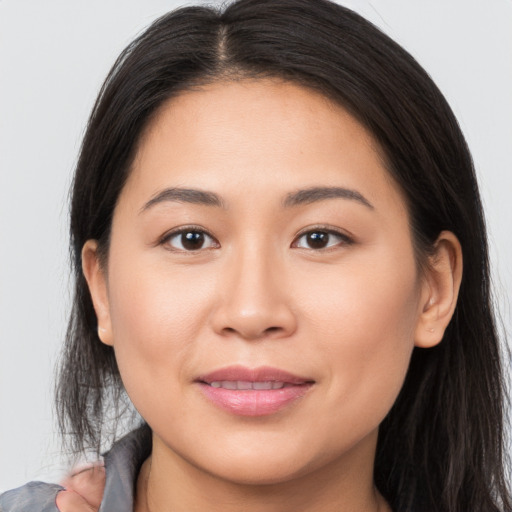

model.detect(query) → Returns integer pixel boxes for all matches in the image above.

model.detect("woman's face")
[87,79,433,484]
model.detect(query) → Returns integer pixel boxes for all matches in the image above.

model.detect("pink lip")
[196,365,315,416]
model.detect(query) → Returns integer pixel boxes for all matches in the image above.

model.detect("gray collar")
[98,425,152,512]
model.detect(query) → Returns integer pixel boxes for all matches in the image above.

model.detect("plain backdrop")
[1,0,511,492]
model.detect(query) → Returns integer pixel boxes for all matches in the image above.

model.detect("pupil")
[307,232,328,249]
[182,231,204,250]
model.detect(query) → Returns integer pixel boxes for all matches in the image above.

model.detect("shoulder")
[0,425,151,512]
[0,481,64,512]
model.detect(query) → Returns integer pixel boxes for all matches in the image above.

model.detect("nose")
[210,247,297,341]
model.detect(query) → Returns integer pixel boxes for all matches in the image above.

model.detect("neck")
[135,430,391,512]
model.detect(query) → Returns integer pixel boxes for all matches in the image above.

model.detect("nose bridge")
[213,237,296,340]
[233,241,276,305]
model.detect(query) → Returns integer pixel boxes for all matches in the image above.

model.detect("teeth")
[253,381,272,390]
[208,381,288,390]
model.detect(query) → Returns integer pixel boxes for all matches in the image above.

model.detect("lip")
[196,365,315,416]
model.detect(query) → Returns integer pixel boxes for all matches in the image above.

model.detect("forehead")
[125,78,406,216]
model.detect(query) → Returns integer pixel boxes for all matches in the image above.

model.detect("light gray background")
[1,0,511,491]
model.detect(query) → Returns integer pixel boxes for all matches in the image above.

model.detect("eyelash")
[159,225,354,252]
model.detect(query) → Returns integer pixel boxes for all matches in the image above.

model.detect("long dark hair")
[56,1,511,510]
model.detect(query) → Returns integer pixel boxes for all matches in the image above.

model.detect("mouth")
[196,365,315,416]
[208,380,295,390]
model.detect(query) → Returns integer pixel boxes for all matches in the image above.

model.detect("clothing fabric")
[0,426,152,512]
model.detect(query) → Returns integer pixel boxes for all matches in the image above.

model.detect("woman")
[1,0,510,510]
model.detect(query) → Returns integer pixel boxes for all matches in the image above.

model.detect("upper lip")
[197,365,315,385]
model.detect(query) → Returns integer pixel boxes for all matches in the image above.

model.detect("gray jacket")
[0,426,151,512]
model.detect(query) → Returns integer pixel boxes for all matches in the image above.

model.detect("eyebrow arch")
[283,186,374,210]
[140,187,225,213]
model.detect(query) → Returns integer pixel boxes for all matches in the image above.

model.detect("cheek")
[297,248,420,429]
[106,255,217,417]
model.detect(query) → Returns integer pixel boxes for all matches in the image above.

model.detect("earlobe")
[414,231,463,348]
[81,240,114,346]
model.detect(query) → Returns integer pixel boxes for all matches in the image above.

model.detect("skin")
[56,464,105,511]
[79,79,462,512]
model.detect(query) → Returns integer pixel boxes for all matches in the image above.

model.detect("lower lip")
[197,383,313,416]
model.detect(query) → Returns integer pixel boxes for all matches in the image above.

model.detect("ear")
[82,240,113,346]
[414,231,463,348]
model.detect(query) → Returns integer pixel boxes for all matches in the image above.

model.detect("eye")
[162,228,218,252]
[293,229,352,250]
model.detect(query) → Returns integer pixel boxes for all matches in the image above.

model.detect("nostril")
[220,325,284,340]
[213,305,297,340]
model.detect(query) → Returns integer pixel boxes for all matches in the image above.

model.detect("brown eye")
[294,229,352,250]
[305,232,329,249]
[164,230,217,251]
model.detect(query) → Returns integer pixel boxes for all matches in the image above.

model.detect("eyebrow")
[283,187,374,209]
[140,187,225,213]
[140,185,374,213]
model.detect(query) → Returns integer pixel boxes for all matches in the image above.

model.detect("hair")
[55,0,511,510]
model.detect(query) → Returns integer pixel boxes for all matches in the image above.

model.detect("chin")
[208,456,315,486]
[189,435,339,487]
